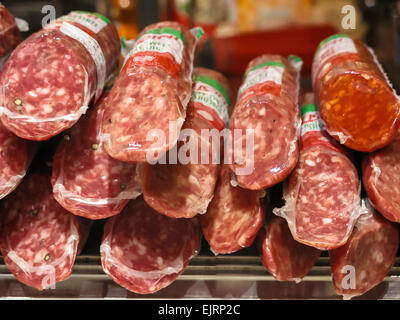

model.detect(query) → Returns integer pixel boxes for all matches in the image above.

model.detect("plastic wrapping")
[199,165,265,255]
[100,197,201,294]
[257,216,321,282]
[101,22,204,163]
[0,11,120,141]
[329,199,399,300]
[312,34,400,152]
[362,130,400,223]
[142,67,231,218]
[228,54,302,190]
[273,95,364,250]
[0,122,36,199]
[0,173,84,291]
[51,92,141,220]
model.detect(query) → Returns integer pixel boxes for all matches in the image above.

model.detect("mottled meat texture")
[274,146,361,250]
[0,172,83,290]
[229,55,300,190]
[102,21,199,163]
[199,165,265,255]
[0,3,21,57]
[142,67,230,218]
[258,216,321,282]
[363,132,400,223]
[329,200,398,299]
[0,122,36,199]
[0,12,120,140]
[52,92,141,220]
[100,197,201,294]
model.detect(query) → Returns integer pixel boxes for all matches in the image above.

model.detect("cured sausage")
[199,165,265,255]
[0,172,85,290]
[258,216,321,282]
[51,92,141,220]
[142,67,230,218]
[329,199,399,299]
[0,121,36,199]
[0,4,21,59]
[0,11,120,141]
[274,93,363,250]
[363,131,400,223]
[228,54,302,190]
[100,197,200,294]
[312,34,400,152]
[101,22,203,163]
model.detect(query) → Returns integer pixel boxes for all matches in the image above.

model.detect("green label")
[194,74,230,106]
[140,27,185,42]
[315,34,350,56]
[74,11,110,24]
[245,61,285,78]
[301,103,317,117]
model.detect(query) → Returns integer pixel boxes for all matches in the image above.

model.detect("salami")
[0,11,120,141]
[0,172,84,290]
[363,131,400,223]
[228,55,302,190]
[258,216,321,282]
[100,197,201,294]
[0,121,36,199]
[0,4,21,59]
[51,92,141,220]
[101,22,203,163]
[312,34,400,152]
[142,67,230,218]
[329,199,399,299]
[199,165,265,255]
[274,94,363,250]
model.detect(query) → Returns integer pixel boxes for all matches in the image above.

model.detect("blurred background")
[3,0,400,97]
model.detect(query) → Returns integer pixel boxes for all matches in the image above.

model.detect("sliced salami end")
[229,54,300,190]
[274,146,361,250]
[101,70,184,163]
[100,197,201,294]
[0,172,82,290]
[363,133,400,223]
[0,3,21,58]
[0,12,120,141]
[258,216,321,282]
[329,200,399,299]
[313,35,400,152]
[199,165,265,255]
[101,22,200,163]
[51,92,141,220]
[0,122,36,199]
[142,67,230,218]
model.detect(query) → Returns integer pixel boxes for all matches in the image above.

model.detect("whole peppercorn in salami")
[0,11,120,141]
[51,92,142,220]
[0,173,86,290]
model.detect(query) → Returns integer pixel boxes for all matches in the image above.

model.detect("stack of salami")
[0,4,399,300]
